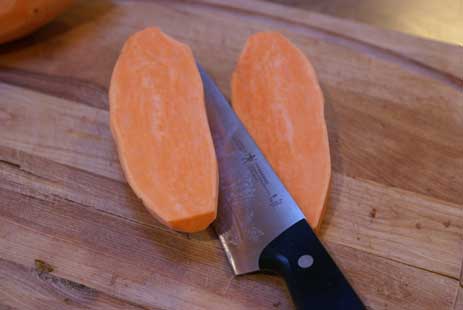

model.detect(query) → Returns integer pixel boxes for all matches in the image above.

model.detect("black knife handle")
[259,219,365,310]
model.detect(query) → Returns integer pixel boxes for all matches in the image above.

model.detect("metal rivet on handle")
[297,255,314,269]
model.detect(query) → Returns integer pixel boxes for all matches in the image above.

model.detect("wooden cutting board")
[0,1,462,309]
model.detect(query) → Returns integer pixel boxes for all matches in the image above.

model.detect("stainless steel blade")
[199,66,305,275]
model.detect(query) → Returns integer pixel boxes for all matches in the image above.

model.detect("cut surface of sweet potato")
[232,32,331,231]
[0,0,74,44]
[110,28,218,233]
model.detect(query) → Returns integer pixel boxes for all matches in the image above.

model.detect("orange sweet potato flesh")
[0,0,74,44]
[232,32,331,232]
[109,28,218,233]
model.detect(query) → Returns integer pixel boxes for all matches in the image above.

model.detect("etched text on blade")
[200,66,304,274]
[213,130,265,248]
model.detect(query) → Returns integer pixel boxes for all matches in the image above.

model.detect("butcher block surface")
[0,0,462,309]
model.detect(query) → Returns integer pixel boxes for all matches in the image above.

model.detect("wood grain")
[323,173,463,279]
[325,243,458,310]
[0,82,122,181]
[1,84,461,279]
[0,0,461,206]
[188,0,462,83]
[269,0,463,45]
[0,258,147,310]
[0,187,289,310]
[0,84,461,308]
[455,286,463,310]
[0,0,462,309]
[0,185,459,310]
[0,67,108,109]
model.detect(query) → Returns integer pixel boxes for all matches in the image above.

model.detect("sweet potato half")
[232,32,331,231]
[110,28,218,233]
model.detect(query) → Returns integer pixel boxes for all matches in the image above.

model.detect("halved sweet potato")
[109,28,218,233]
[232,32,331,231]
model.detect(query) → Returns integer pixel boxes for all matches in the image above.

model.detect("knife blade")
[199,65,364,309]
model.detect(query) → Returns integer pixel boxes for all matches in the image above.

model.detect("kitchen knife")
[199,65,365,310]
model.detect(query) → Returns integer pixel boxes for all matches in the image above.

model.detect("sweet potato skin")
[0,0,74,44]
